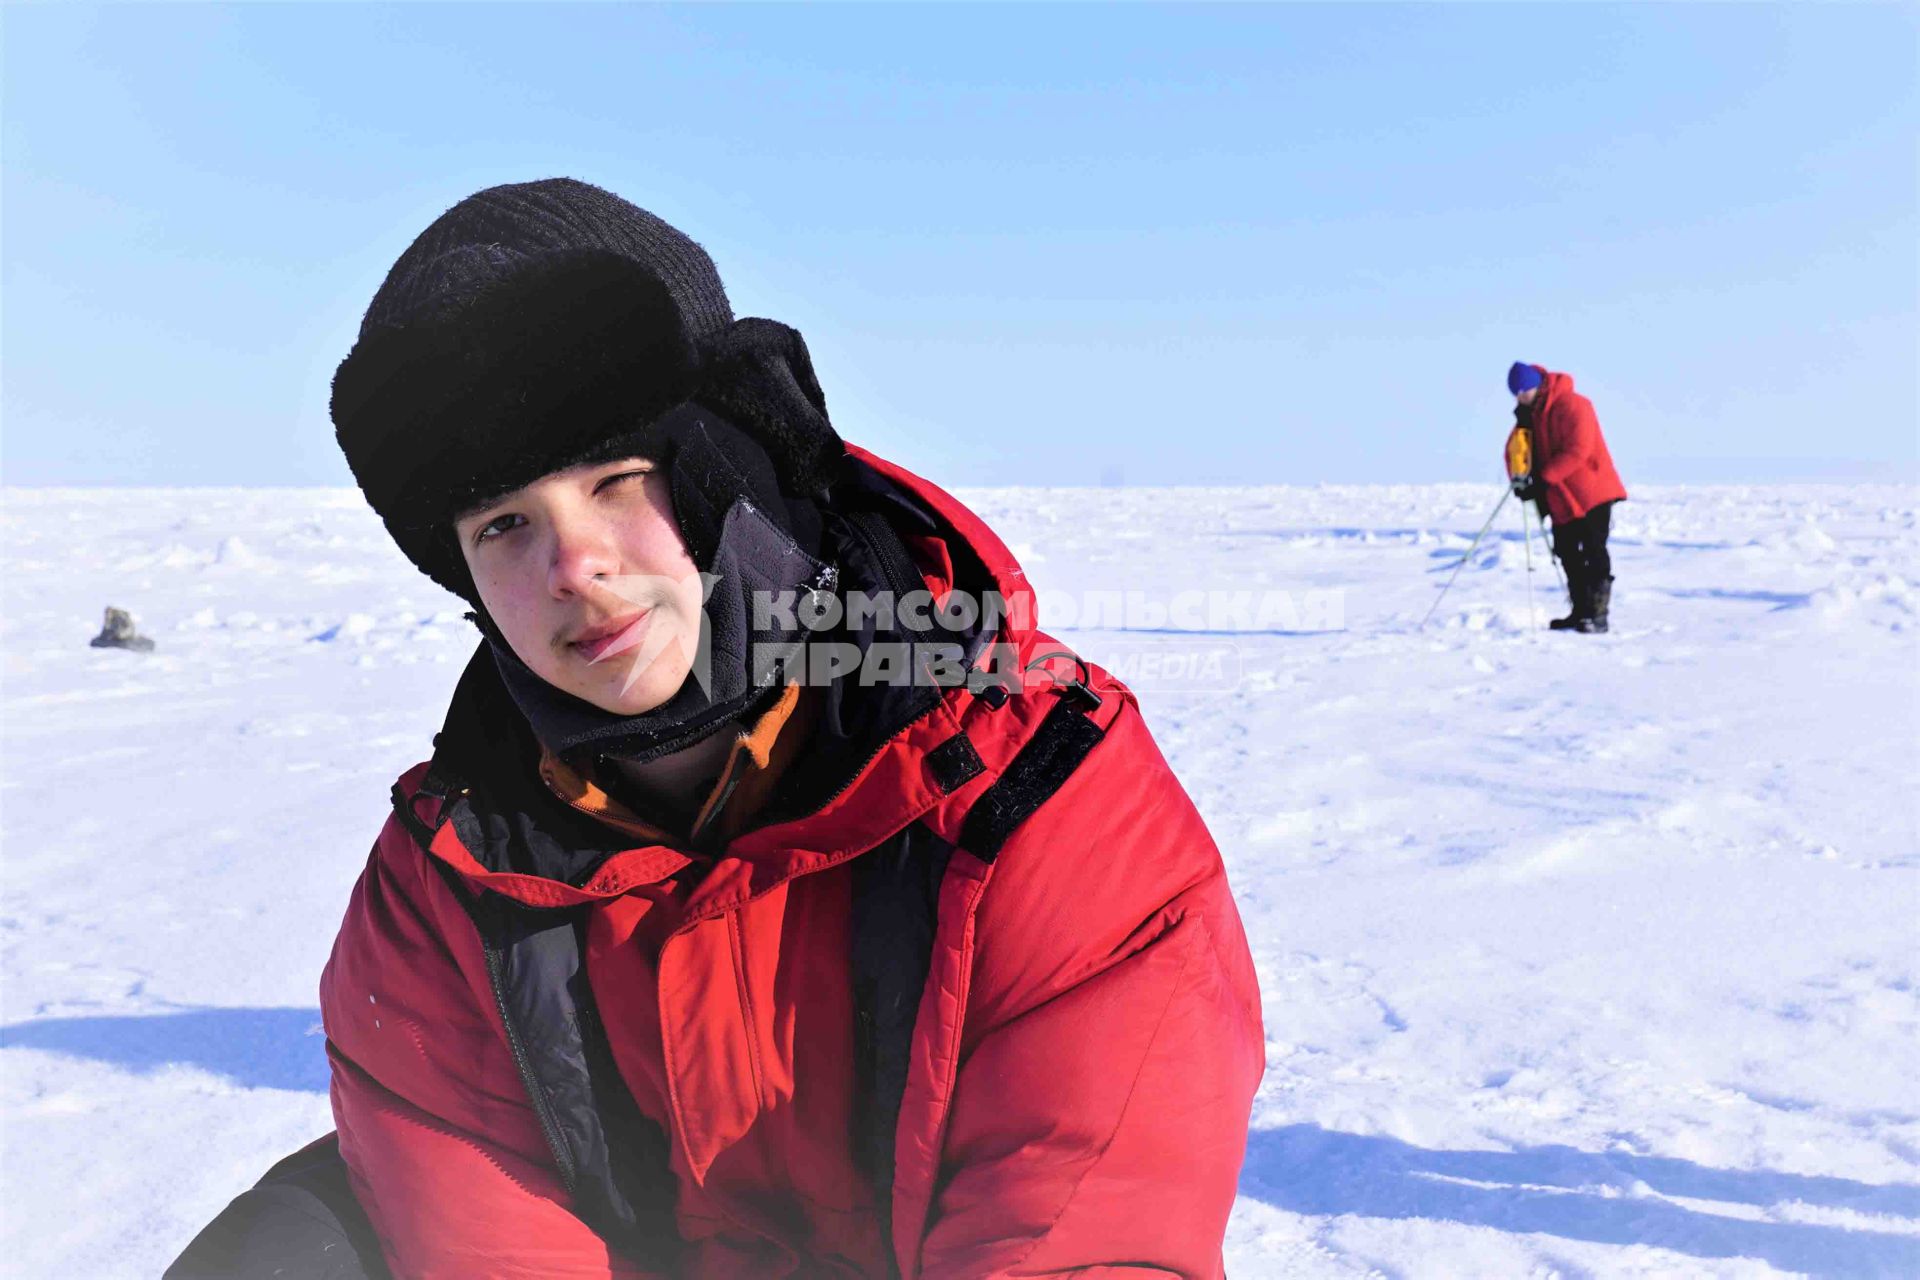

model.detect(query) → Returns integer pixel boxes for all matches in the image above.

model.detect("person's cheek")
[676,574,707,643]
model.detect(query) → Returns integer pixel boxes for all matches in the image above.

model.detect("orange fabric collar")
[536,682,811,848]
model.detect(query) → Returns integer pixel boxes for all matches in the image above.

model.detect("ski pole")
[1519,498,1539,629]
[1421,489,1512,629]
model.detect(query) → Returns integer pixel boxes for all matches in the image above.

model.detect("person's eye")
[473,513,524,545]
[596,468,653,493]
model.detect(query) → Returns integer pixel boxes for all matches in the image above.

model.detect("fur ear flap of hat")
[693,317,843,502]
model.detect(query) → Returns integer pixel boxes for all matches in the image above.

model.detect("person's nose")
[546,507,621,600]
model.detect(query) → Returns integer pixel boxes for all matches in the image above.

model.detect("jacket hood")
[1540,368,1576,399]
[844,443,1034,623]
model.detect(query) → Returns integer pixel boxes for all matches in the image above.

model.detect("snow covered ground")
[5,481,1917,1278]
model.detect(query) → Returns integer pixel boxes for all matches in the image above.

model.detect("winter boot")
[1576,577,1613,634]
[1548,566,1586,631]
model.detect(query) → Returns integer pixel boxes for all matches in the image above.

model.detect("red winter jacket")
[319,446,1265,1279]
[1520,368,1628,523]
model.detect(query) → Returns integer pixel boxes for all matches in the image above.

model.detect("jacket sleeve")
[915,702,1265,1280]
[321,803,661,1280]
[1538,394,1601,487]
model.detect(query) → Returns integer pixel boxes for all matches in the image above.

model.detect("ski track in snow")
[4,482,1917,1278]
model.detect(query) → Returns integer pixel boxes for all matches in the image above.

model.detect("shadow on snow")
[2,1006,327,1093]
[1662,587,1813,611]
[1242,1124,1920,1277]
[14,1014,1919,1274]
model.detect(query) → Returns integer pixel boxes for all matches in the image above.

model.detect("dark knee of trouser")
[167,1138,387,1280]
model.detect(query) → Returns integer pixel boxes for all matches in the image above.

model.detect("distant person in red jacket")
[1508,362,1629,633]
[169,179,1263,1280]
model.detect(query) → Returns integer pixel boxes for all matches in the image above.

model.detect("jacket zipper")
[814,696,943,817]
[688,753,750,851]
[410,789,580,1195]
[841,510,928,634]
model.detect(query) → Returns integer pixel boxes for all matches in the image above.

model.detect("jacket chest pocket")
[656,906,774,1182]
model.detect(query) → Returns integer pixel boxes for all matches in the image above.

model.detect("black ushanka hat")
[330,177,842,603]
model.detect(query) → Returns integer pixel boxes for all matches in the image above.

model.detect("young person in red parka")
[1507,361,1629,633]
[167,178,1262,1280]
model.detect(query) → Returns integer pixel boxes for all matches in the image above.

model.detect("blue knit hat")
[1508,362,1544,395]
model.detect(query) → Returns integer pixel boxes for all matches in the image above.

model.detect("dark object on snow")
[89,606,154,652]
[164,1133,388,1279]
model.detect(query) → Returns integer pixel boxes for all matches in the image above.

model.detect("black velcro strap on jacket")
[925,733,985,795]
[958,694,1106,863]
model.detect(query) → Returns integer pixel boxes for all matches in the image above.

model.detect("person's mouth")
[568,611,652,663]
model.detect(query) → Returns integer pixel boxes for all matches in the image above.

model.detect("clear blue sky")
[4,3,1914,488]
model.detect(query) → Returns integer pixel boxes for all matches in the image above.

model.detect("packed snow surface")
[4,482,1917,1278]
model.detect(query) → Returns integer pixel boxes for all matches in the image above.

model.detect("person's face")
[1515,385,1541,407]
[454,456,706,715]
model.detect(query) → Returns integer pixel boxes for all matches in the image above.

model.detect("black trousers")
[166,1134,387,1280]
[1550,500,1613,588]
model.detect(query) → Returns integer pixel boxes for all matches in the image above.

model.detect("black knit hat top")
[331,177,843,601]
[357,179,734,342]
